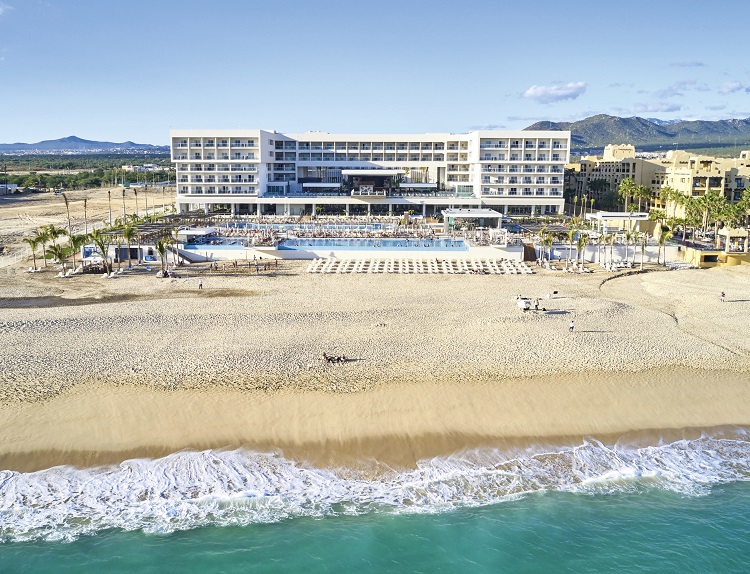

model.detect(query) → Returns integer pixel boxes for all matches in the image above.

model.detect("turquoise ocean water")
[2,430,750,572]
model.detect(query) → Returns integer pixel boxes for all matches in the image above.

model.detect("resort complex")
[170,129,571,218]
[571,144,750,214]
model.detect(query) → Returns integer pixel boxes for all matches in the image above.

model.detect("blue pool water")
[278,237,468,251]
[1,432,750,572]
[229,222,391,232]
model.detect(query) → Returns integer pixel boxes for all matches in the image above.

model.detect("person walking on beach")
[720,291,725,303]
[569,319,575,333]
[198,278,203,290]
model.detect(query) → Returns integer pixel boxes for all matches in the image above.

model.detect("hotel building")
[573,144,666,209]
[170,129,570,218]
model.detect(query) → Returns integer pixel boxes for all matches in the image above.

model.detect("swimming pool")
[278,237,468,251]
[226,222,392,232]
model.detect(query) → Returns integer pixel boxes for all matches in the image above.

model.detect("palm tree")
[609,233,615,265]
[61,192,73,237]
[45,224,66,248]
[543,234,554,263]
[658,229,673,266]
[624,231,632,264]
[22,236,39,270]
[576,235,587,267]
[630,231,640,266]
[597,233,606,265]
[640,233,647,270]
[155,236,169,274]
[89,228,112,274]
[122,189,127,220]
[108,189,113,226]
[34,227,50,267]
[83,198,89,235]
[617,178,637,212]
[589,197,595,215]
[48,243,66,268]
[67,233,87,272]
[122,223,137,269]
[566,228,577,268]
[572,196,578,217]
[634,184,651,212]
[115,238,123,271]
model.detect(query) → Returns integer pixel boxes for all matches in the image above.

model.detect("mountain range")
[4,117,750,155]
[0,136,168,153]
[525,114,750,153]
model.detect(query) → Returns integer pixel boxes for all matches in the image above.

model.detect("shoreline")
[1,215,749,475]
[1,366,748,473]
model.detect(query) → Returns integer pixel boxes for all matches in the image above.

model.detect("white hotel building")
[170,129,570,218]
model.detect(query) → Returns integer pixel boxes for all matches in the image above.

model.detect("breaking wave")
[2,429,749,542]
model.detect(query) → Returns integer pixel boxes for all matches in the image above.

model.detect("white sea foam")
[1,431,749,542]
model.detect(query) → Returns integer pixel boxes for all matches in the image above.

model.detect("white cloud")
[0,3,12,16]
[719,81,744,94]
[522,82,586,104]
[634,102,682,113]
[706,104,726,111]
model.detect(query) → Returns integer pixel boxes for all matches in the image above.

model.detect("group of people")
[321,353,348,364]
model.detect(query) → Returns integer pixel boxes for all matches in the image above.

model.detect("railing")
[352,189,387,197]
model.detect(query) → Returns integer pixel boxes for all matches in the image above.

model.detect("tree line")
[4,167,173,191]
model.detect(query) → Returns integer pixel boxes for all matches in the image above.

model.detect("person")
[720,291,725,303]
[569,319,575,332]
[198,278,203,290]
[534,298,539,311]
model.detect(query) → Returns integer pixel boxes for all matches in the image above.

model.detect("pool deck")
[180,244,525,262]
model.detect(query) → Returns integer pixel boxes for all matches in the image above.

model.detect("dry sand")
[0,190,749,472]
[0,258,749,472]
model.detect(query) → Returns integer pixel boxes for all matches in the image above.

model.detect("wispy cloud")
[719,81,745,94]
[0,2,12,17]
[655,79,709,98]
[706,104,726,111]
[522,82,586,104]
[506,115,547,123]
[634,102,682,113]
[469,123,506,130]
[670,61,704,67]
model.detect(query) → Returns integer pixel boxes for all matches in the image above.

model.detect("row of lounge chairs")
[306,258,534,275]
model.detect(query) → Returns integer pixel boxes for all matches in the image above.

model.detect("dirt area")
[0,187,175,253]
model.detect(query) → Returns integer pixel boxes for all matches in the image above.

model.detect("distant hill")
[525,114,750,153]
[0,136,168,153]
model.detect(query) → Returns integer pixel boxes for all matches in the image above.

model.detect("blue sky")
[0,0,748,144]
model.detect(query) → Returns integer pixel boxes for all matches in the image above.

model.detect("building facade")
[573,145,666,209]
[170,129,570,217]
[663,150,750,213]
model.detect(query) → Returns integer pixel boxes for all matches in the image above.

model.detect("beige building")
[572,145,750,216]
[573,145,665,209]
[662,150,750,216]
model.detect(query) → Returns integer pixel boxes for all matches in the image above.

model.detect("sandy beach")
[1,223,749,472]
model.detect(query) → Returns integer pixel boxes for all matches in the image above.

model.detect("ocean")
[1,430,749,572]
